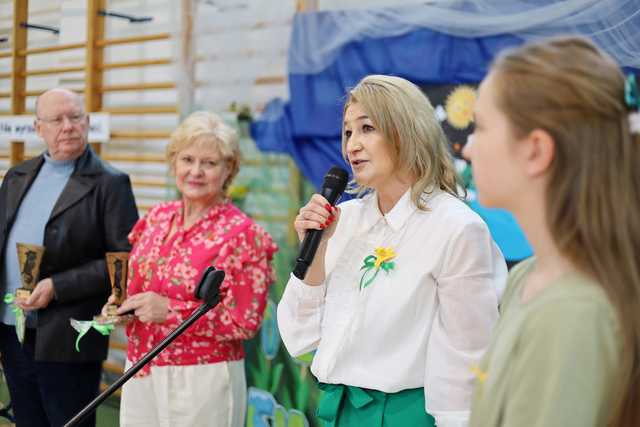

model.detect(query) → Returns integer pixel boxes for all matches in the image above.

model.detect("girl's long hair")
[492,36,640,426]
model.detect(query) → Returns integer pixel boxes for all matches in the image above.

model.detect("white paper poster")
[0,113,111,142]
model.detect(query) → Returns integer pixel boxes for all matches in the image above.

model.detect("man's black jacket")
[0,146,138,362]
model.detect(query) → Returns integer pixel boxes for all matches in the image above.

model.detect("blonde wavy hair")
[166,111,240,192]
[342,74,462,209]
[492,36,640,426]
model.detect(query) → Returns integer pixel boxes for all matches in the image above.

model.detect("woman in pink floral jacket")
[106,111,277,427]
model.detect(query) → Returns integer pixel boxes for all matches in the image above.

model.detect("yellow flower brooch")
[359,246,396,289]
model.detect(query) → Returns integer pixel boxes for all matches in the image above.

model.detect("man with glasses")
[0,88,138,426]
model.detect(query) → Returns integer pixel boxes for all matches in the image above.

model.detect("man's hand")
[16,278,55,311]
[118,292,169,324]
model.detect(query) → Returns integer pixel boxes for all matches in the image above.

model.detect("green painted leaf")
[246,406,256,427]
[288,410,310,427]
[274,405,287,427]
[295,380,310,413]
[294,352,314,366]
[280,386,293,410]
[269,363,284,395]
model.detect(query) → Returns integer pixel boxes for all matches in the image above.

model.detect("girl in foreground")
[465,36,640,426]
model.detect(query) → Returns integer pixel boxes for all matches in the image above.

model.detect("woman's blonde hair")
[342,74,462,209]
[491,36,640,426]
[166,111,240,192]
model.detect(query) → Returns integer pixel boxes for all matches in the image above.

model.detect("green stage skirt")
[317,383,436,427]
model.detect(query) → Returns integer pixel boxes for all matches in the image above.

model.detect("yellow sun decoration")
[445,85,477,130]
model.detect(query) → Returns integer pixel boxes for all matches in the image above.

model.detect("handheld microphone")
[293,167,349,280]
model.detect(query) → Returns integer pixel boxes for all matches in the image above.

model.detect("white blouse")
[277,189,506,427]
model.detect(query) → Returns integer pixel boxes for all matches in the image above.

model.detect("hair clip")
[624,75,640,135]
[625,74,639,110]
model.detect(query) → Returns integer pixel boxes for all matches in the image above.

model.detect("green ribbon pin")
[69,318,114,352]
[359,247,396,290]
[4,293,26,343]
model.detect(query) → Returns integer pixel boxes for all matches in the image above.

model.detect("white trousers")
[120,359,247,427]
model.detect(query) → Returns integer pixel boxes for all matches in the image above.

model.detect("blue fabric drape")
[251,22,531,259]
[252,25,522,186]
[251,23,532,260]
[253,10,639,261]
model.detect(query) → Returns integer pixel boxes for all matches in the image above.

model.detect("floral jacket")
[125,200,277,375]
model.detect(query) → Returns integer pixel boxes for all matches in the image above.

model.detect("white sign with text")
[0,113,111,142]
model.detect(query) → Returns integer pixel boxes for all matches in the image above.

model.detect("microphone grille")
[323,166,349,192]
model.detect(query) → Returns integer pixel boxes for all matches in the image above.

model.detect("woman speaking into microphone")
[278,75,506,427]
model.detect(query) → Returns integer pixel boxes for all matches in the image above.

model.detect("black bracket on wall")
[98,10,153,23]
[20,22,60,35]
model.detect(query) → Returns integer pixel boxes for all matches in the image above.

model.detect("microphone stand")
[64,267,224,427]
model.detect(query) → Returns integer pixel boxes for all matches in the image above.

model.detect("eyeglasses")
[36,113,86,126]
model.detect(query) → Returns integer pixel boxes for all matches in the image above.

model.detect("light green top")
[470,258,621,427]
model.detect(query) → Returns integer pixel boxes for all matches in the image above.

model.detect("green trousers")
[317,383,436,427]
